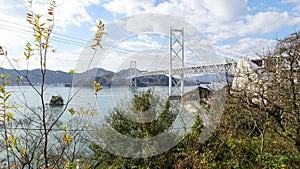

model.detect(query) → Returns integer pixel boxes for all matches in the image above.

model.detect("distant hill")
[94,68,172,86]
[0,68,198,87]
[0,68,72,85]
[72,68,114,86]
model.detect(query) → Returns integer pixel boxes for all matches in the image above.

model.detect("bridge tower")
[129,60,137,88]
[169,27,184,99]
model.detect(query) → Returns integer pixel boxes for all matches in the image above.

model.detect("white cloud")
[56,0,100,27]
[0,1,31,51]
[205,11,300,42]
[103,0,154,16]
[29,0,100,27]
[0,0,100,29]
[102,0,300,42]
[219,38,277,59]
[100,49,169,72]
[0,1,100,71]
[0,0,27,17]
[244,11,299,34]
[202,0,247,23]
[47,51,79,71]
[3,50,80,72]
[137,34,152,43]
[118,40,161,51]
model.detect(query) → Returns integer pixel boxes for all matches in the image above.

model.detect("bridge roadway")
[127,62,234,79]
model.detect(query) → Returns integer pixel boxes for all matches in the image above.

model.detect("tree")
[209,31,300,168]
[270,32,300,152]
[89,89,185,168]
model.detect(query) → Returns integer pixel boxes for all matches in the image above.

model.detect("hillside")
[0,68,72,85]
[0,68,199,87]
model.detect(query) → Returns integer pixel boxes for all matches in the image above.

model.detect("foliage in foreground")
[88,31,300,168]
[88,91,299,169]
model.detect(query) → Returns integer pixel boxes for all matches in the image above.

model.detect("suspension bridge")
[126,27,253,99]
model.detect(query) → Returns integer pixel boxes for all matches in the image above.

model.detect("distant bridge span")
[129,62,233,78]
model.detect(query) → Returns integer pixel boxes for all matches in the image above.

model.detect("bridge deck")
[127,62,233,79]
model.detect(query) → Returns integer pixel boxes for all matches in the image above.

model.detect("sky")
[0,0,300,72]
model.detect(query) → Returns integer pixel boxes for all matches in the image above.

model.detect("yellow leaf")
[68,108,76,115]
[93,80,102,95]
[69,69,75,75]
[91,110,97,117]
[20,149,27,154]
[63,135,73,145]
[11,164,19,167]
[6,112,16,121]
[83,163,91,169]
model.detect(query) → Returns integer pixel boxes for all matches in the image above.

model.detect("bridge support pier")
[129,60,137,88]
[169,27,184,98]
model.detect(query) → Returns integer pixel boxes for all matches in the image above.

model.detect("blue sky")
[0,0,300,71]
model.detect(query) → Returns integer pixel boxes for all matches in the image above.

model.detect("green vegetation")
[87,31,300,168]
[49,95,64,106]
[89,89,180,168]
